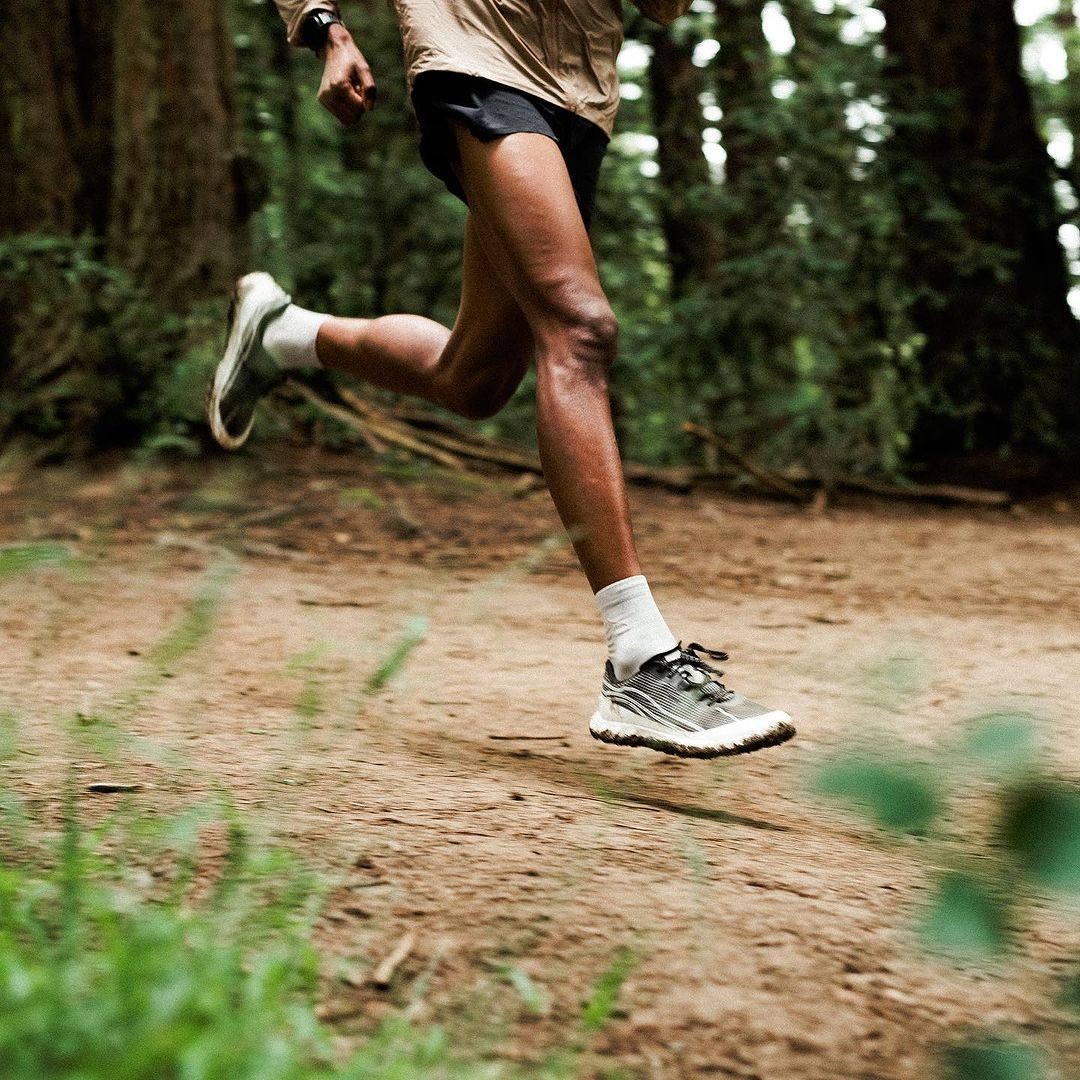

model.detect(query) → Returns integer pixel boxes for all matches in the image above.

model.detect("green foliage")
[0,782,511,1079]
[918,871,1010,959]
[0,543,74,578]
[956,713,1042,778]
[365,617,428,693]
[502,966,550,1018]
[0,235,218,457]
[939,1038,1047,1080]
[581,948,637,1031]
[7,0,1078,473]
[998,780,1080,894]
[0,790,319,1079]
[147,560,233,677]
[815,757,941,834]
[815,711,1080,1075]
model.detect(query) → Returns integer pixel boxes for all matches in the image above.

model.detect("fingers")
[359,71,378,111]
[318,60,377,127]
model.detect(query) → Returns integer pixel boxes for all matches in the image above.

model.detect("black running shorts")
[410,70,610,229]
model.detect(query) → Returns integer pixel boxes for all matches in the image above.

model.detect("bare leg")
[314,215,534,420]
[451,127,641,591]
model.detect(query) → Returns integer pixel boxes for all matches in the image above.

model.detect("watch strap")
[301,9,343,53]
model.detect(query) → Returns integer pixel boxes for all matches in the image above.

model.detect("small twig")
[829,476,1011,508]
[288,380,386,456]
[371,930,417,989]
[623,461,694,492]
[684,422,806,501]
[292,380,464,468]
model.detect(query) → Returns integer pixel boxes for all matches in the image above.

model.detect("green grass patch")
[581,948,637,1032]
[0,543,74,578]
[366,617,428,694]
[0,782,502,1079]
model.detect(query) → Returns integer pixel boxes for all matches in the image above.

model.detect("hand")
[317,24,376,126]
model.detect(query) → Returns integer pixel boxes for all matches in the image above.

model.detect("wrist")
[301,9,345,54]
[321,22,352,52]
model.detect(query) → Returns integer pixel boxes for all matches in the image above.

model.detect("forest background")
[3,0,1080,487]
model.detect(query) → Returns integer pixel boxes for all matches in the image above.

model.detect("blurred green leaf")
[366,616,428,693]
[999,780,1080,893]
[919,871,1009,959]
[0,543,73,577]
[940,1037,1046,1080]
[959,713,1040,776]
[503,965,550,1016]
[582,947,637,1031]
[340,487,385,509]
[815,757,942,834]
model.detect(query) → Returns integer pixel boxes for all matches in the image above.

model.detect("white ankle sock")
[262,304,329,370]
[595,575,679,680]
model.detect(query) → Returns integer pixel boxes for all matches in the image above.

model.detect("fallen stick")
[371,931,417,989]
[827,476,1011,508]
[353,388,695,490]
[416,429,542,473]
[684,423,1010,508]
[683,422,806,501]
[291,381,465,470]
[623,461,694,492]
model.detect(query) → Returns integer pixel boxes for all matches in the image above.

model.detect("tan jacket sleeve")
[630,0,694,26]
[274,0,343,47]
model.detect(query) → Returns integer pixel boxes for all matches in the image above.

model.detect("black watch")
[300,9,344,54]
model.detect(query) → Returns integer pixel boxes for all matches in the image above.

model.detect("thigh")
[449,123,609,332]
[438,212,535,384]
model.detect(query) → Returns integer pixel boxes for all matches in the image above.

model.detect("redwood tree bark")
[1,0,245,299]
[0,0,84,233]
[879,0,1080,456]
[109,0,244,298]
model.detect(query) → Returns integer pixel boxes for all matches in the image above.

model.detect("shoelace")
[669,642,734,704]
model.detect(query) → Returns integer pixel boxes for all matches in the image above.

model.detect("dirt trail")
[3,453,1079,1078]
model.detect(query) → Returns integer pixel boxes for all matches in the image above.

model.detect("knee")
[539,291,619,379]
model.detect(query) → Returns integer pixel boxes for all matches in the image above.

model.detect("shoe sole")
[206,274,289,451]
[589,709,796,759]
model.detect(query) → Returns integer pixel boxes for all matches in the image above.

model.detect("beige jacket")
[273,1,660,136]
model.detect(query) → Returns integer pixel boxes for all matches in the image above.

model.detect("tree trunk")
[0,1,84,233]
[1,0,243,298]
[713,0,774,197]
[879,0,1080,457]
[109,0,244,299]
[643,20,719,295]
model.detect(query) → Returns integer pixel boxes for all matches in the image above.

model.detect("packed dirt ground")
[2,448,1079,1078]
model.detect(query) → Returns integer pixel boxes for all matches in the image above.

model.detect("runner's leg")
[314,214,534,419]
[449,126,643,593]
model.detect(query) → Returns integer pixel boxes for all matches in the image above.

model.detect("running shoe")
[207,272,292,450]
[589,643,795,758]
